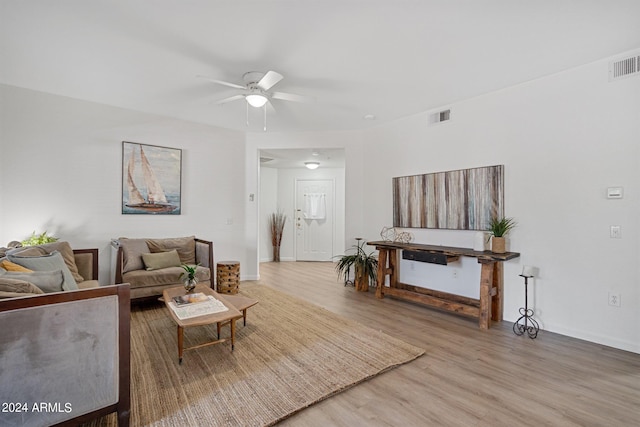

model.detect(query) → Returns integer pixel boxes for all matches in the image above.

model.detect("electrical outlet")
[452,270,458,279]
[608,292,621,307]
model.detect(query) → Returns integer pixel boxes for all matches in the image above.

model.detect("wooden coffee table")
[163,284,243,364]
[219,293,259,326]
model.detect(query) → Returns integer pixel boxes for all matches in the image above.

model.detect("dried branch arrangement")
[269,210,287,261]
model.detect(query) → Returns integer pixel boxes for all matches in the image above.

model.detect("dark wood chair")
[0,284,131,426]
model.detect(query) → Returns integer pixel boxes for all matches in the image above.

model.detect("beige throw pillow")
[0,277,45,294]
[146,236,196,264]
[118,238,150,273]
[142,249,181,271]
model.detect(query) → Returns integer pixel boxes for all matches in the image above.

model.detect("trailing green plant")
[486,217,517,239]
[334,239,378,291]
[179,263,198,281]
[21,231,58,246]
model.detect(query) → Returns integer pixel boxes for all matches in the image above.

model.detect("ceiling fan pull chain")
[246,101,249,127]
[263,104,267,131]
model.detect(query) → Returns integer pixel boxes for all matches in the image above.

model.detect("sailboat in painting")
[125,144,178,213]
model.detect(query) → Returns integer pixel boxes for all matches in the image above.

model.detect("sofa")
[0,241,100,299]
[112,236,213,300]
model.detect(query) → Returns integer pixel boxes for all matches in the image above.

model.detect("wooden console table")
[367,241,520,329]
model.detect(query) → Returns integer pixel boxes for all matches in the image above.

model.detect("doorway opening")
[258,148,345,263]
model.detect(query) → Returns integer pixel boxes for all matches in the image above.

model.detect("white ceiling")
[260,148,345,169]
[2,1,639,133]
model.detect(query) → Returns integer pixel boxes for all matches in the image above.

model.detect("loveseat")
[0,241,100,299]
[112,236,213,300]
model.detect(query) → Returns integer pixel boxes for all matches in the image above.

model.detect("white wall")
[0,85,247,283]
[360,54,640,353]
[259,166,278,262]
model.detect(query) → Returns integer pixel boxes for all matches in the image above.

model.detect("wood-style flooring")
[252,261,640,427]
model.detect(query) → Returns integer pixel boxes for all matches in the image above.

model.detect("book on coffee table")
[172,292,209,306]
[169,295,229,320]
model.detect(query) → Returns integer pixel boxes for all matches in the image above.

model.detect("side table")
[217,261,240,294]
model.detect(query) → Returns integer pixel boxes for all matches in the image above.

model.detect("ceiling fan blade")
[197,75,245,89]
[271,91,315,103]
[257,71,283,91]
[214,94,245,105]
[266,100,277,114]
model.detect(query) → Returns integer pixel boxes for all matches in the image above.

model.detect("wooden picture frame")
[122,141,182,215]
[393,165,504,230]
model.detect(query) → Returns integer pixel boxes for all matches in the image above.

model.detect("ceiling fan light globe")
[246,94,268,108]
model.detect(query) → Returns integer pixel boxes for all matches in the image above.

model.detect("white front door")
[295,179,334,261]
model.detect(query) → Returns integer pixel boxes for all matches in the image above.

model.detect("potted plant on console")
[487,216,517,253]
[335,238,378,292]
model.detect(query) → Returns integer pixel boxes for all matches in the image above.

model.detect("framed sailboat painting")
[122,142,182,215]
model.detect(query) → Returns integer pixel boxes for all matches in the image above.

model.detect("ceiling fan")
[198,70,313,109]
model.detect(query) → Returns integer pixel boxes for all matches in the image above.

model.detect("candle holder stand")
[513,274,539,339]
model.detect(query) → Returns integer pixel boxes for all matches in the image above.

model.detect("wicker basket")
[216,261,240,294]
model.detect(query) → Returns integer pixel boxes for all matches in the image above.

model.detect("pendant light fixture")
[304,162,320,170]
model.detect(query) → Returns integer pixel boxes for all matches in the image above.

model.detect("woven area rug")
[88,283,424,426]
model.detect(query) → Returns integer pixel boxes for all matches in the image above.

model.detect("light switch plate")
[610,225,621,238]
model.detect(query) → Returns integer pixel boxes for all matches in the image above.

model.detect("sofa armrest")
[112,240,125,284]
[195,238,214,287]
[73,248,99,281]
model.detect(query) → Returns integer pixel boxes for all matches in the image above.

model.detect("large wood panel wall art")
[393,165,504,230]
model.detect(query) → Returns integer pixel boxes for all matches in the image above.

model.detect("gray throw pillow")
[7,241,84,282]
[0,270,63,293]
[7,251,78,291]
[118,238,150,273]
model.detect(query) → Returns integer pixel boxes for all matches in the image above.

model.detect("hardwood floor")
[253,261,640,427]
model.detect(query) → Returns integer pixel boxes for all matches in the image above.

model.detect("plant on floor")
[21,231,58,246]
[269,210,287,262]
[335,238,378,292]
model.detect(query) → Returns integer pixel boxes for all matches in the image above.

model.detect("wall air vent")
[609,54,639,82]
[429,109,451,125]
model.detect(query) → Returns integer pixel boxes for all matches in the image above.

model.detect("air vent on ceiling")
[609,54,639,82]
[429,109,451,125]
